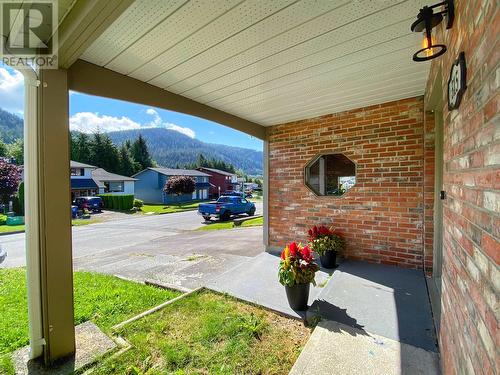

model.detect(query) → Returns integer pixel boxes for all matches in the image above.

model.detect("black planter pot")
[320,251,337,269]
[285,283,310,311]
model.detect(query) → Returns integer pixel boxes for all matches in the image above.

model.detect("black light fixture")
[411,0,454,62]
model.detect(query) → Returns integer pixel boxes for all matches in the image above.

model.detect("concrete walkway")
[207,253,440,374]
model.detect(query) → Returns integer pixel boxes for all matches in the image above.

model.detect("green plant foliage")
[99,194,135,210]
[133,199,143,208]
[278,242,319,287]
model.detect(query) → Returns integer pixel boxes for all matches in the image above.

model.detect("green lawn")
[0,269,180,356]
[141,201,204,215]
[0,219,100,234]
[0,225,24,233]
[92,290,310,374]
[197,216,263,231]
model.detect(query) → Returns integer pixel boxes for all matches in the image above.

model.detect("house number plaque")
[448,52,467,110]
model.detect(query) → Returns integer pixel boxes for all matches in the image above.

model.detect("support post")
[263,138,269,247]
[37,69,75,363]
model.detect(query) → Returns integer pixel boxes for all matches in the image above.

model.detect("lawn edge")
[111,287,203,331]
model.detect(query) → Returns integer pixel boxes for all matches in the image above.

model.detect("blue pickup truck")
[198,196,256,221]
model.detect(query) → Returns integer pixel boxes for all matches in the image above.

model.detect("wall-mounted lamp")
[411,0,454,62]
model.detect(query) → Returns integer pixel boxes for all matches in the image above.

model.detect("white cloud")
[69,108,196,138]
[0,66,24,114]
[70,112,142,133]
[144,108,195,138]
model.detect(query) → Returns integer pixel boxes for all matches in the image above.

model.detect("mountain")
[0,108,23,143]
[107,128,263,175]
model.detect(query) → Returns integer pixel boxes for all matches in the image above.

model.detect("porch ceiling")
[81,0,430,126]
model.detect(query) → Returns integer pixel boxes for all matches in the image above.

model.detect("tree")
[131,134,153,171]
[164,175,195,196]
[8,138,23,165]
[0,139,7,157]
[89,131,120,173]
[71,132,92,164]
[0,160,21,206]
[118,144,139,176]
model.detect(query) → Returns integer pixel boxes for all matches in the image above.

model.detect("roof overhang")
[75,0,430,127]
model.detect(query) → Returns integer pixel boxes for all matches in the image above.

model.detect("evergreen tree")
[118,144,139,176]
[90,131,120,173]
[131,134,153,170]
[71,132,92,164]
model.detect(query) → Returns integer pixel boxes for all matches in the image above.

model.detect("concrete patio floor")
[207,252,440,374]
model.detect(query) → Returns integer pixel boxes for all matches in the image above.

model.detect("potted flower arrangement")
[308,225,345,269]
[278,242,319,311]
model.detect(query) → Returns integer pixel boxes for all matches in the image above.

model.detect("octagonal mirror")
[305,153,356,196]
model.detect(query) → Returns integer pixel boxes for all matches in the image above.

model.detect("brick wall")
[268,96,428,269]
[424,0,499,373]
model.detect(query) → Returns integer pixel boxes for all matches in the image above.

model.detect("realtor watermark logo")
[1,0,58,68]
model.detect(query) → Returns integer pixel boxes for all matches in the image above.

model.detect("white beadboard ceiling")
[81,0,431,126]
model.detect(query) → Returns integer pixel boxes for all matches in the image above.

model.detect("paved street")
[0,202,264,289]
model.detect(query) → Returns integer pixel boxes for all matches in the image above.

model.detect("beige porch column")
[36,68,75,363]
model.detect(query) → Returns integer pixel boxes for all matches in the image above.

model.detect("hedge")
[98,194,134,210]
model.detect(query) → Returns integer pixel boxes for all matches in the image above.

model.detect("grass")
[197,216,263,231]
[0,219,101,234]
[140,201,204,215]
[0,268,180,356]
[0,224,24,233]
[92,290,311,374]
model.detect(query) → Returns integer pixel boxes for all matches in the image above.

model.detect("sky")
[0,63,263,151]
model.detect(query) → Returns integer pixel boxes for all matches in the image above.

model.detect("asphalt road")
[0,202,264,289]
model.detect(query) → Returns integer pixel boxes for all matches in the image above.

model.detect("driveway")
[0,202,264,289]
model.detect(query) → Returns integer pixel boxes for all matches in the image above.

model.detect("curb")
[0,230,25,236]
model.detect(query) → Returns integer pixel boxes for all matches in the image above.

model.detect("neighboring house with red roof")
[197,167,239,198]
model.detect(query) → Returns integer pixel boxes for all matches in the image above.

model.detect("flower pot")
[285,283,310,311]
[320,251,337,269]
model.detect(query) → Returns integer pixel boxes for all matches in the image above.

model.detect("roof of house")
[91,168,137,187]
[197,167,236,177]
[70,160,96,169]
[135,167,210,178]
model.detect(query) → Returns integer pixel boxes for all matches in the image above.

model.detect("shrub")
[164,176,195,195]
[98,194,135,210]
[133,199,143,208]
[308,225,345,256]
[0,214,6,225]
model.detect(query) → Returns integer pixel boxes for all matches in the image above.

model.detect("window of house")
[305,153,356,196]
[71,168,84,176]
[105,181,124,193]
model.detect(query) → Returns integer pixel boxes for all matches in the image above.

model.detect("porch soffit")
[80,0,431,126]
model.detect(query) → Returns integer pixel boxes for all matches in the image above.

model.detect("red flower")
[280,249,286,260]
[289,241,298,257]
[300,245,313,262]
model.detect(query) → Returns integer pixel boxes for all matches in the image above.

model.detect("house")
[196,167,238,198]
[133,167,211,204]
[70,161,99,199]
[91,168,137,195]
[70,161,136,199]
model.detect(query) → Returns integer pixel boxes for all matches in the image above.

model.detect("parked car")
[72,196,103,213]
[198,195,256,221]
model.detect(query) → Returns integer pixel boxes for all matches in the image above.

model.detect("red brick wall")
[268,97,427,269]
[424,0,499,373]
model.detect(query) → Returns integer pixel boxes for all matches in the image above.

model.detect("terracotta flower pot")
[285,283,310,311]
[319,251,337,269]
